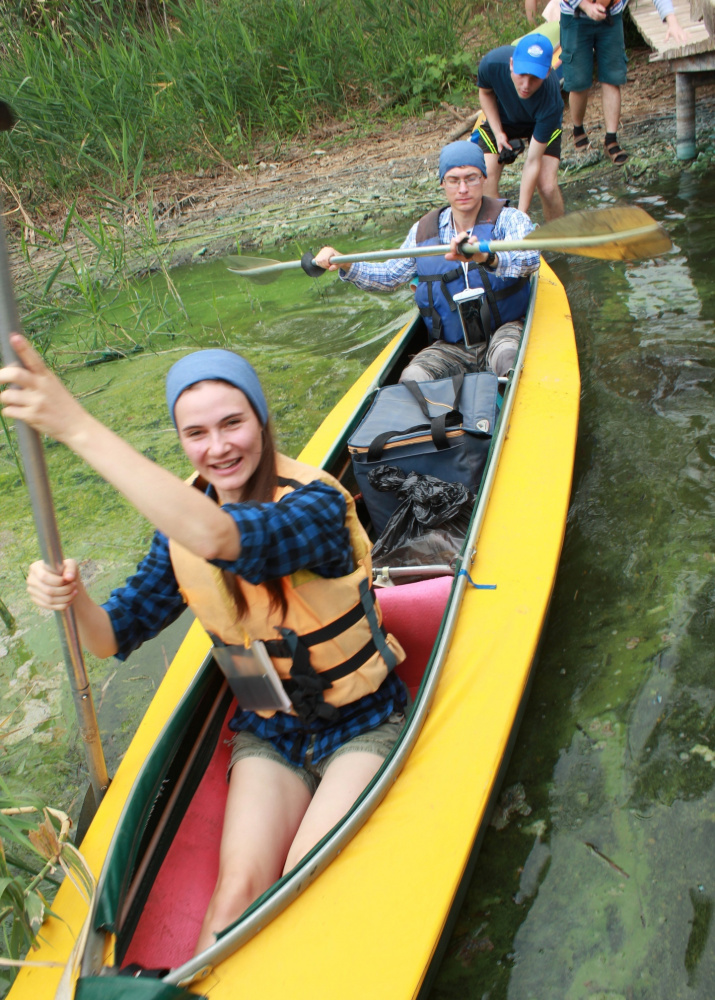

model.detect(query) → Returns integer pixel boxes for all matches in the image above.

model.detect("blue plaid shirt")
[340,205,539,291]
[103,478,406,764]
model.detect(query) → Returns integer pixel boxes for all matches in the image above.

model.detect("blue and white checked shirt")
[340,205,540,292]
[102,478,406,764]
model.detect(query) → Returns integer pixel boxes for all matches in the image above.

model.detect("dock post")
[675,71,696,159]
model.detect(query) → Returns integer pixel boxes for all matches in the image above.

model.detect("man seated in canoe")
[315,141,540,382]
[0,340,407,957]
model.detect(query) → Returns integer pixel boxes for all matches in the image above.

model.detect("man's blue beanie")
[438,141,488,182]
[166,349,268,427]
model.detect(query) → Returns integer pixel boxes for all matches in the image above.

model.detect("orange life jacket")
[169,454,405,723]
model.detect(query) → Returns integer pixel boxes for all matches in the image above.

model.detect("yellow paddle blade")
[524,206,672,261]
[226,254,284,284]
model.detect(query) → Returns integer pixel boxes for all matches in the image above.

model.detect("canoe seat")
[376,575,452,697]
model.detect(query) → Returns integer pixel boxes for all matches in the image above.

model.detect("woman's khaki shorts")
[228,712,406,795]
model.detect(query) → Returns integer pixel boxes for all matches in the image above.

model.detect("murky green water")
[1,169,714,996]
[432,172,715,999]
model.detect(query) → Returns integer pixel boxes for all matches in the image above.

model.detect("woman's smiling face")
[174,379,263,504]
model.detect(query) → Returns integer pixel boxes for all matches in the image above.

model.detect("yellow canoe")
[8,259,579,1000]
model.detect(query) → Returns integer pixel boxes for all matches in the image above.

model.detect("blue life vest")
[413,199,531,345]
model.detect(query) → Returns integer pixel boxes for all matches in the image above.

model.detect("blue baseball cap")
[438,141,488,182]
[166,349,269,428]
[512,33,553,79]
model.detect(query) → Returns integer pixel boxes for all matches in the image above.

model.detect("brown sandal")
[604,139,629,165]
[573,127,590,151]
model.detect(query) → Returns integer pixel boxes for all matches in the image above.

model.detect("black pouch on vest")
[211,637,293,712]
[348,372,499,534]
[453,286,488,347]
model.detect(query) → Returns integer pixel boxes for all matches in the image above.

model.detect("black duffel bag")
[348,371,499,534]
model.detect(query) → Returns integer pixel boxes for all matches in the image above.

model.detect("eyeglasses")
[443,174,484,189]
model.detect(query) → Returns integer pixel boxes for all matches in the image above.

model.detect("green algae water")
[1,169,714,997]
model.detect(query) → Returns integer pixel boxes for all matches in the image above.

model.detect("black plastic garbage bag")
[368,465,475,567]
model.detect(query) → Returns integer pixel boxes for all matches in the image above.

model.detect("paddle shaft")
[0,211,109,807]
[228,222,661,278]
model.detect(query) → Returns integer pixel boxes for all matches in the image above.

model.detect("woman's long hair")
[229,416,288,621]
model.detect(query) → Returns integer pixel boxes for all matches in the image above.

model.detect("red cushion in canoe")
[121,703,234,970]
[376,575,452,697]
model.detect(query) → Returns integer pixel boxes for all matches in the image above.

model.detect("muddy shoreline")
[11,46,715,285]
[127,46,715,265]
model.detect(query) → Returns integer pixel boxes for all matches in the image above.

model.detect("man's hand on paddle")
[314,246,343,272]
[0,333,85,442]
[445,231,491,265]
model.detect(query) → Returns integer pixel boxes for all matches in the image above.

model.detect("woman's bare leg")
[282,752,384,874]
[194,756,312,955]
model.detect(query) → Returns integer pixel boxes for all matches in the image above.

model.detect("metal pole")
[0,210,109,808]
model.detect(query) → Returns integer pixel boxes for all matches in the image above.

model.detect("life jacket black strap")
[318,636,382,683]
[214,581,393,726]
[418,272,450,343]
[276,579,395,725]
[264,595,371,658]
[278,628,339,725]
[469,271,530,345]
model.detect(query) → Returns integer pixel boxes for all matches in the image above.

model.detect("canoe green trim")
[75,977,202,1000]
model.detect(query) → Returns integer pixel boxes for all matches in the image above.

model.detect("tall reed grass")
[0,0,501,206]
[16,194,187,356]
[1,0,531,200]
[0,0,529,354]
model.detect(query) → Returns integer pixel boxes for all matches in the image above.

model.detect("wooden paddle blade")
[524,206,672,261]
[226,254,283,284]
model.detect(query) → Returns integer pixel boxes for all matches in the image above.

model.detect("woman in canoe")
[0,336,406,956]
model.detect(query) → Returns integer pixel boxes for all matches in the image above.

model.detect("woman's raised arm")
[0,334,240,562]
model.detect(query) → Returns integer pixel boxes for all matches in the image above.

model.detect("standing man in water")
[472,32,565,221]
[314,141,539,381]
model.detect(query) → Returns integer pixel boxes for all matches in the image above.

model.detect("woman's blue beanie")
[166,349,268,427]
[438,141,488,182]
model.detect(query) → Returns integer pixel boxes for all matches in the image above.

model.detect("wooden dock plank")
[629,0,714,60]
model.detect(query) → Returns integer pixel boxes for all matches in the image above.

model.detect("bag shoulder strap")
[366,376,465,460]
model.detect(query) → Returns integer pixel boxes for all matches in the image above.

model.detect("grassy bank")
[0,0,530,212]
[0,0,533,359]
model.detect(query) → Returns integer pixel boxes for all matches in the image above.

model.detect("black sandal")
[604,138,628,165]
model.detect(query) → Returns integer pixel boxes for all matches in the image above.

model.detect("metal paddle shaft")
[0,212,109,808]
[227,206,673,280]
